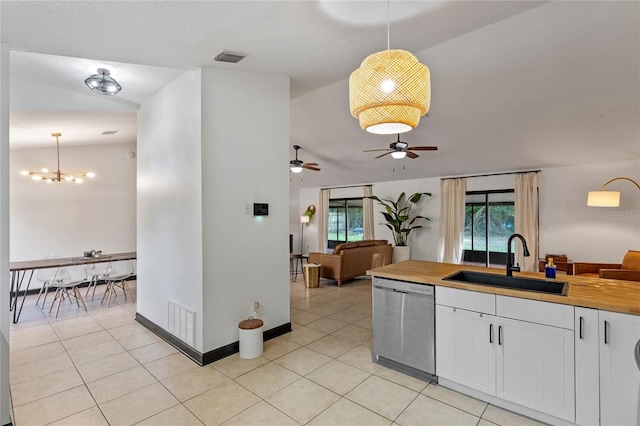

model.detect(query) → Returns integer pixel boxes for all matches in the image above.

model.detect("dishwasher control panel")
[373,277,434,295]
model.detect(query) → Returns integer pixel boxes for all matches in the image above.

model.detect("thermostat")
[253,203,269,216]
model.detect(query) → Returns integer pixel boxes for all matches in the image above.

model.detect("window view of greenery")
[328,198,364,249]
[463,191,515,266]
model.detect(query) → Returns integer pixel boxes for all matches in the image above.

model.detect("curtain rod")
[441,170,540,181]
[320,184,372,190]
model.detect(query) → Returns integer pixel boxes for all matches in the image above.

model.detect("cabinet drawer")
[436,287,495,315]
[497,296,574,329]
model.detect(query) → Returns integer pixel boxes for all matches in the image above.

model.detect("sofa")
[574,249,640,281]
[308,240,393,286]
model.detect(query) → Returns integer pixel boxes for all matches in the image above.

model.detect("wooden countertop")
[368,260,640,316]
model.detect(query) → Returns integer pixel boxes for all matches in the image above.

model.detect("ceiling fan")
[364,134,438,159]
[290,145,320,173]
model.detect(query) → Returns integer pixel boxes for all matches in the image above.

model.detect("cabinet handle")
[579,316,584,339]
[489,324,493,343]
[498,325,502,345]
[604,320,609,345]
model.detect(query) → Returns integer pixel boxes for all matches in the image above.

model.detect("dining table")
[9,251,137,323]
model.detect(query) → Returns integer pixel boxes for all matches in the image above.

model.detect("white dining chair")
[35,255,68,309]
[101,260,135,307]
[48,263,89,318]
[85,261,111,301]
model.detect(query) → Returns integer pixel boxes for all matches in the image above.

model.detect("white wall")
[0,41,12,426]
[299,159,640,264]
[137,70,205,352]
[10,142,136,262]
[201,69,290,352]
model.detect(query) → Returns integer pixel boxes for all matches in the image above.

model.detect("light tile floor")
[9,277,546,425]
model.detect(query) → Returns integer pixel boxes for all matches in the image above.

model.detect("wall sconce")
[587,177,640,207]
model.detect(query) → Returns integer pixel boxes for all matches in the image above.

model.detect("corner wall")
[201,69,290,352]
[137,70,205,352]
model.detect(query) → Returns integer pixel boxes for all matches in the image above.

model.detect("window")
[463,190,514,267]
[327,198,364,249]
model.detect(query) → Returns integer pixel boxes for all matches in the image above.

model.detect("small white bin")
[238,318,264,359]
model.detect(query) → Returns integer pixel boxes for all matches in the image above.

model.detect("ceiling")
[2,1,639,188]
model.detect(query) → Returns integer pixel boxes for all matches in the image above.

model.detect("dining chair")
[101,260,135,307]
[85,261,111,301]
[48,263,89,318]
[35,255,67,308]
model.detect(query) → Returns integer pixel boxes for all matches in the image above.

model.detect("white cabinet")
[574,307,600,426]
[575,308,640,426]
[436,305,496,395]
[599,310,640,426]
[496,316,575,422]
[436,289,575,423]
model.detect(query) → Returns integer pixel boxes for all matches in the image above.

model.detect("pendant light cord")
[387,0,390,50]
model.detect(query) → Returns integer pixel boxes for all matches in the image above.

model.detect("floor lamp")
[300,215,310,254]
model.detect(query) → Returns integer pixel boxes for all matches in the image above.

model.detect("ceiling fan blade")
[303,165,321,171]
[374,151,393,159]
[363,148,392,152]
[406,151,419,159]
[303,162,319,166]
[407,146,438,151]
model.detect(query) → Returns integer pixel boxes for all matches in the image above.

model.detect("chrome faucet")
[506,233,530,277]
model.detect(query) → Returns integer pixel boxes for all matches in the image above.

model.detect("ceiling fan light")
[85,68,122,96]
[350,49,430,134]
[290,165,303,173]
[391,151,407,159]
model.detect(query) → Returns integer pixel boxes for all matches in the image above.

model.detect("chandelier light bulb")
[32,175,42,181]
[20,170,29,176]
[76,178,83,184]
[86,172,96,178]
[46,179,53,183]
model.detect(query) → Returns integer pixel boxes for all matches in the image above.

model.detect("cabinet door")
[496,317,575,422]
[575,307,600,426]
[599,311,640,426]
[436,305,496,395]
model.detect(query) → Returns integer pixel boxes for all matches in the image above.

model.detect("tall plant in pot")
[367,192,431,262]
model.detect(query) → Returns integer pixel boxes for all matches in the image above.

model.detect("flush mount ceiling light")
[349,0,430,134]
[84,68,122,96]
[587,177,640,207]
[19,133,95,184]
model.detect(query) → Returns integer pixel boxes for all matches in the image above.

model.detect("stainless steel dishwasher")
[372,277,435,378]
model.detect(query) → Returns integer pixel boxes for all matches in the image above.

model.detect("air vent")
[214,50,247,64]
[102,130,118,135]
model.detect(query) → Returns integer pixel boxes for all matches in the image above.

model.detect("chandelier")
[19,133,95,184]
[349,1,430,134]
[84,68,122,96]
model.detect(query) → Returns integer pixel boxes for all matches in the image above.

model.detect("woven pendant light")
[349,0,430,134]
[350,49,430,134]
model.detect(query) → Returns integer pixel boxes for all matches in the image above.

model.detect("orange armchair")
[574,250,640,281]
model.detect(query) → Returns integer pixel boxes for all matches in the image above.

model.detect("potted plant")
[367,192,431,262]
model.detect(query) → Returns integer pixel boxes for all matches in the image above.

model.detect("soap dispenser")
[545,257,557,280]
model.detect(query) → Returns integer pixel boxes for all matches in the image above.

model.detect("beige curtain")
[515,173,539,271]
[363,186,375,240]
[437,178,467,264]
[318,189,330,253]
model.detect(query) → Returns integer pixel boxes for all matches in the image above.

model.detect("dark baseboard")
[135,313,292,366]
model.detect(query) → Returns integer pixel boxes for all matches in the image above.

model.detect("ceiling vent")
[214,50,247,64]
[102,130,118,135]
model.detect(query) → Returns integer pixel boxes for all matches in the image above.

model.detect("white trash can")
[238,318,264,359]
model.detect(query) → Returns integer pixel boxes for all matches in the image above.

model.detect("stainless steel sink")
[442,270,568,296]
